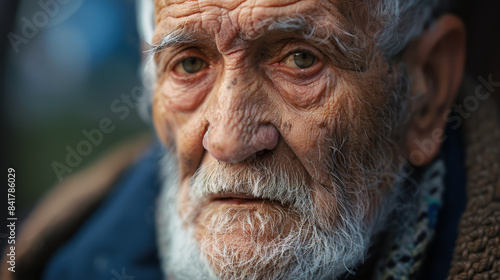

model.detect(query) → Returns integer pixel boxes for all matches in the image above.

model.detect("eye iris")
[181,57,203,73]
[293,52,315,68]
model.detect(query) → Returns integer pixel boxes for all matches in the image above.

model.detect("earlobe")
[404,15,466,167]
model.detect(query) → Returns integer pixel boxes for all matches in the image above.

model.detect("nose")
[203,69,279,163]
[203,123,278,163]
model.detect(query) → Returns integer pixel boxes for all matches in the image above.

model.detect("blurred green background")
[3,0,150,212]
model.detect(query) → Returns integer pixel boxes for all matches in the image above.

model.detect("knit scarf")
[374,157,447,280]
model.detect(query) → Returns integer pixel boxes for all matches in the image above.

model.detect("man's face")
[152,0,407,278]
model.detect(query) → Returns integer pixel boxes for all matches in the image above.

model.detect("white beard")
[156,154,214,279]
[155,151,411,280]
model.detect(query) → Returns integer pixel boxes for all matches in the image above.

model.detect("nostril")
[256,150,267,157]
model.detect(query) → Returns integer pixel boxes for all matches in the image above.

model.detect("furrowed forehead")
[150,0,368,71]
[152,0,345,41]
[148,15,330,53]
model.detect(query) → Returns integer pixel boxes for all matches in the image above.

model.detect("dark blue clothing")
[419,123,468,280]
[42,144,164,280]
[42,124,467,280]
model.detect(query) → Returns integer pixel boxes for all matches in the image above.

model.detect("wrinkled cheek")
[153,92,197,149]
[269,69,335,109]
[306,181,340,225]
[283,124,337,186]
[152,94,174,146]
[278,80,328,108]
[159,81,211,113]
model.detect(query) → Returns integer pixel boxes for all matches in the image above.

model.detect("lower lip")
[213,198,266,205]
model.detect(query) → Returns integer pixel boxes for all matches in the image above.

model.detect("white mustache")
[188,160,315,215]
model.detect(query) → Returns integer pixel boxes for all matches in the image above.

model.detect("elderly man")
[4,0,500,279]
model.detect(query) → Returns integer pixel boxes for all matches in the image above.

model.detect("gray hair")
[374,0,451,59]
[136,0,155,45]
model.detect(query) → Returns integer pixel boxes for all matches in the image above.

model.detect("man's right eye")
[174,57,207,74]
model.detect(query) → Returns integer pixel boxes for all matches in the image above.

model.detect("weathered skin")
[150,0,467,278]
[153,0,390,180]
[152,0,402,276]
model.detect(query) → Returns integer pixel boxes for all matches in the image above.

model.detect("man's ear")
[404,15,466,167]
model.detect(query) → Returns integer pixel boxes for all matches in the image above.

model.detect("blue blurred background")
[2,0,149,212]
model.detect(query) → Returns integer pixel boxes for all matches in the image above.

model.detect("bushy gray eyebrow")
[145,15,327,55]
[144,29,198,56]
[145,15,366,72]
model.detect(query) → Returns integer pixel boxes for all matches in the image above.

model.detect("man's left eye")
[174,57,207,74]
[283,52,316,69]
